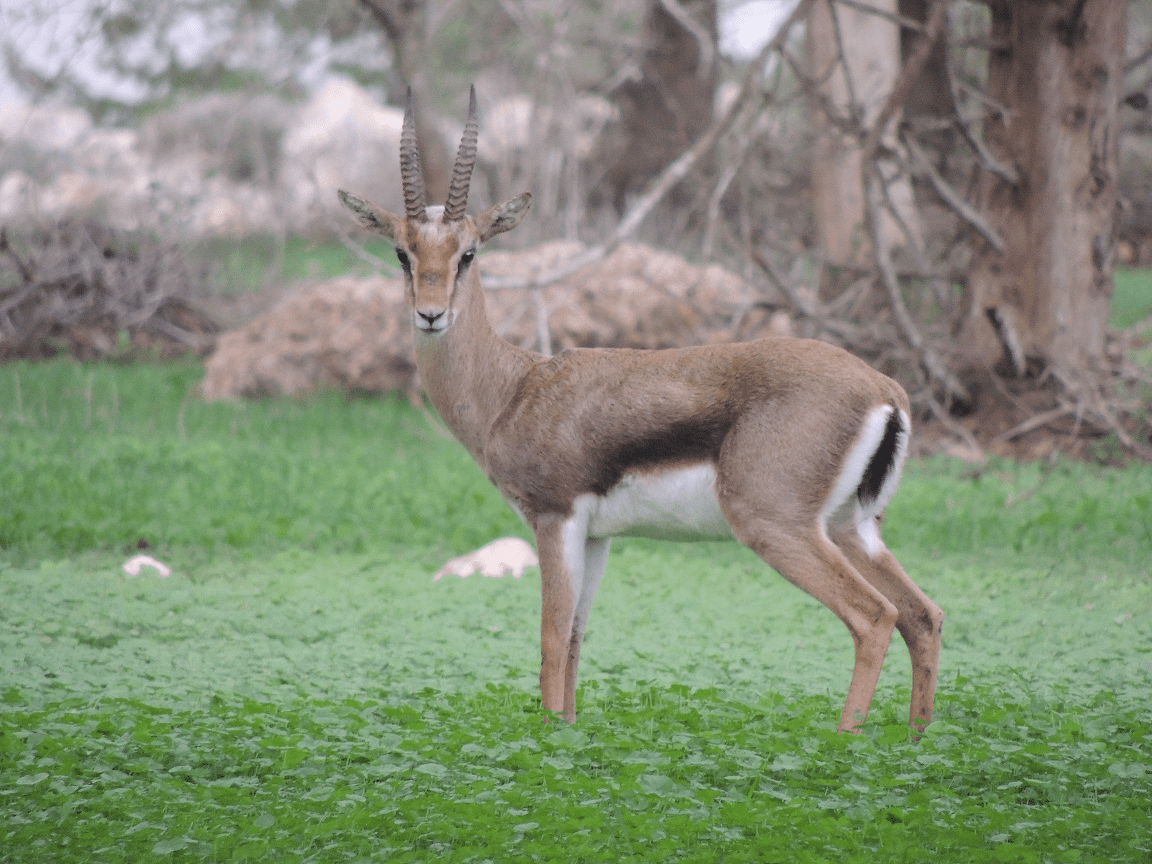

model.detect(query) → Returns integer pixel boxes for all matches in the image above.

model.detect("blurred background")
[1,0,1150,458]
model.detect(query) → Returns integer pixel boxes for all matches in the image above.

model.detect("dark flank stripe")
[509,411,733,515]
[585,414,730,498]
[857,408,903,506]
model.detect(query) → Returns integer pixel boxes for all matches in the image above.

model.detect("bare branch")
[658,0,714,81]
[903,133,1006,253]
[861,0,946,162]
[0,228,34,284]
[833,0,925,32]
[702,162,740,261]
[780,46,861,136]
[826,0,861,125]
[145,315,213,350]
[845,0,972,403]
[1046,366,1152,460]
[990,406,1072,446]
[870,156,953,310]
[324,208,390,272]
[1125,40,1152,73]
[483,0,814,292]
[355,0,410,52]
[914,388,982,455]
[945,55,1019,185]
[749,247,817,318]
[864,163,971,403]
[951,76,1011,124]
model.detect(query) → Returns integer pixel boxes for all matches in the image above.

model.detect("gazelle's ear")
[475,193,531,242]
[338,190,403,241]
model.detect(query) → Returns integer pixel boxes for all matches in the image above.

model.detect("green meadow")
[1,360,1149,862]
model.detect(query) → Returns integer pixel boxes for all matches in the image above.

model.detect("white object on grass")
[433,537,538,581]
[123,555,172,578]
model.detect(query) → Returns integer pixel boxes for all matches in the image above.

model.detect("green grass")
[0,364,517,560]
[1113,268,1152,329]
[192,236,400,294]
[1,362,1151,862]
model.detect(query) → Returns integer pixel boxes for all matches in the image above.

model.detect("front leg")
[533,512,587,723]
[563,536,610,720]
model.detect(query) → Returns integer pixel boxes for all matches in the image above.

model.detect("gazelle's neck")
[413,278,536,467]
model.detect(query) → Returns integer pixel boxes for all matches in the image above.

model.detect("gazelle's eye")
[458,249,476,272]
[395,249,411,272]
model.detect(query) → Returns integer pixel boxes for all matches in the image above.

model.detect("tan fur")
[337,102,942,734]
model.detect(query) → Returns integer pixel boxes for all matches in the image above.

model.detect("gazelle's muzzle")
[414,305,451,333]
[412,275,453,333]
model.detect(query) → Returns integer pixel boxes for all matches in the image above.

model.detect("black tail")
[857,409,903,506]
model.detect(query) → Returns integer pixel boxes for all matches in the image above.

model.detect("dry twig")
[482,0,813,292]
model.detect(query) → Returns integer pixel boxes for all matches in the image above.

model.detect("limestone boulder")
[482,241,778,353]
[199,276,415,400]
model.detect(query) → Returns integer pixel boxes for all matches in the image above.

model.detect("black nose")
[419,310,443,326]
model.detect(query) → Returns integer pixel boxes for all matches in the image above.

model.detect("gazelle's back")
[485,337,907,514]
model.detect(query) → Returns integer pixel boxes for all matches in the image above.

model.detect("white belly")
[584,463,733,541]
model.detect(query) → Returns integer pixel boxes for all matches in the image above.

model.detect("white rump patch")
[584,463,733,541]
[819,406,909,558]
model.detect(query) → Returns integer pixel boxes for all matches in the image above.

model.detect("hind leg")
[831,519,943,732]
[727,516,900,733]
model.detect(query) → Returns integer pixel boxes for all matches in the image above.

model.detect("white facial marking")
[414,313,453,335]
[409,217,470,335]
[585,463,733,541]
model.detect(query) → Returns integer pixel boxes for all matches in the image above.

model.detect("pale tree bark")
[963,0,1127,377]
[807,0,921,268]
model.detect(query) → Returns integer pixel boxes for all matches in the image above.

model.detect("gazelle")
[339,88,943,734]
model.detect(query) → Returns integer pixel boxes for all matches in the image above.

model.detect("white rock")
[433,537,539,582]
[123,555,173,578]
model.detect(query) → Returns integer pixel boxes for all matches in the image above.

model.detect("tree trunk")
[807,0,921,268]
[598,0,717,214]
[898,0,954,121]
[357,0,452,204]
[962,0,1126,376]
